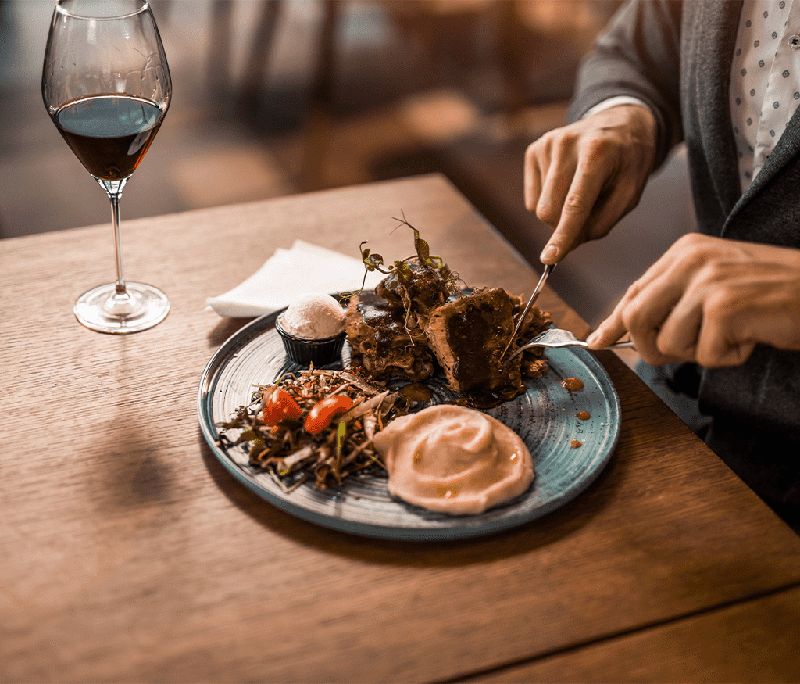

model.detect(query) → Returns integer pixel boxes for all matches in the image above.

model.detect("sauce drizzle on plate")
[562,377,585,392]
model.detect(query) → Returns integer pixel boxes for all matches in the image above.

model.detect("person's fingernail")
[586,330,600,346]
[541,244,558,262]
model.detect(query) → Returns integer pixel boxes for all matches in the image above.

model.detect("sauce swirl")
[372,405,534,514]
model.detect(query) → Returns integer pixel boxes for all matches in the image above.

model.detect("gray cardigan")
[570,0,799,517]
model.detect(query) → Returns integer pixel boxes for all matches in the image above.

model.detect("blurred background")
[0,0,694,323]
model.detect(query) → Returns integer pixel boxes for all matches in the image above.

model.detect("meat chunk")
[425,288,522,394]
[375,260,456,338]
[345,291,435,381]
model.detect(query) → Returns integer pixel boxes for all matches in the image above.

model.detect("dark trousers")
[636,361,800,533]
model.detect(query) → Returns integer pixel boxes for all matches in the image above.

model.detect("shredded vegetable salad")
[217,367,409,491]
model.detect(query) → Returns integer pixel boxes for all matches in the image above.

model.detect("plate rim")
[197,310,621,541]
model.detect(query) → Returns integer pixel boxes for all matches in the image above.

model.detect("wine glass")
[42,0,172,334]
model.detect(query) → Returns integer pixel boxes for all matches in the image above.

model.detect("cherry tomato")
[261,387,303,426]
[304,396,354,435]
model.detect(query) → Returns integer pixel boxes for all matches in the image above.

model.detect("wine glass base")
[74,281,170,334]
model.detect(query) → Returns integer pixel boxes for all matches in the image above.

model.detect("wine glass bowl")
[42,0,172,334]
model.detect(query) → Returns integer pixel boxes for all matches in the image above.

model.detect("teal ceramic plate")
[198,311,620,541]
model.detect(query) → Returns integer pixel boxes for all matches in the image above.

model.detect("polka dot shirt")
[730,0,800,190]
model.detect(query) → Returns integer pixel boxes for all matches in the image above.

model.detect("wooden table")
[1,175,798,682]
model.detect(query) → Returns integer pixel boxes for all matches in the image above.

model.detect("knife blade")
[501,262,555,359]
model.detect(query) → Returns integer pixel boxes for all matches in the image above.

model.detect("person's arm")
[587,234,800,368]
[526,0,683,264]
[569,0,683,165]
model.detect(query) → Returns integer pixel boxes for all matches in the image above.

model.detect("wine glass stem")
[109,193,127,295]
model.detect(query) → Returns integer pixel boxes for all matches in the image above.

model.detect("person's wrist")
[630,103,656,134]
[587,104,656,144]
[745,240,800,268]
[617,104,657,173]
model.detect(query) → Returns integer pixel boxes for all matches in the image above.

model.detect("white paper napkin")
[207,240,384,317]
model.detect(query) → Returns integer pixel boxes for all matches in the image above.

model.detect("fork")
[508,327,635,359]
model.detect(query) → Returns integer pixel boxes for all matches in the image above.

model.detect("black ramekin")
[275,314,345,367]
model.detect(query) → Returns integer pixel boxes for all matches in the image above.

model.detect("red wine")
[54,95,164,181]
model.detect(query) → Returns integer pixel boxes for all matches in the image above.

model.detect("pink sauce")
[372,405,534,515]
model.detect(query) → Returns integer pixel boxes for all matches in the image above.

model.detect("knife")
[501,262,555,359]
